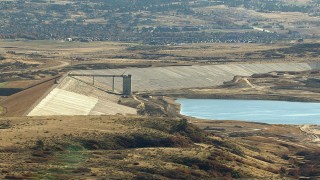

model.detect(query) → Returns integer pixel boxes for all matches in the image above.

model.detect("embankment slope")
[73,62,319,92]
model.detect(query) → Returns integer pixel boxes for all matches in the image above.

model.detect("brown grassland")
[0,116,319,179]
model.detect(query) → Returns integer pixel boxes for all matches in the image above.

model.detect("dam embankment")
[73,62,320,92]
[27,62,320,116]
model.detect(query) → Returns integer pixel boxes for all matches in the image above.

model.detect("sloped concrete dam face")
[28,62,319,116]
[27,76,137,116]
[73,62,319,92]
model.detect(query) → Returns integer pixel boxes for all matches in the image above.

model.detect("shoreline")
[166,90,320,103]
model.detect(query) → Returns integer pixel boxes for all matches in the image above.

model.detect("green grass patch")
[0,82,8,88]
[0,106,6,116]
[54,144,88,166]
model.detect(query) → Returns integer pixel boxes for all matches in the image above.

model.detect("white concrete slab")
[28,77,138,116]
[28,88,98,116]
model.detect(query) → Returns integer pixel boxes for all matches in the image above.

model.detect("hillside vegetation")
[0,116,319,179]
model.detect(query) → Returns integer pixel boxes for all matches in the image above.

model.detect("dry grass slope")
[0,116,319,179]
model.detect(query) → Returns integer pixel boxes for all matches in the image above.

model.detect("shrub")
[0,55,5,60]
[72,167,91,173]
[253,155,274,163]
[0,121,11,129]
[172,155,242,178]
[211,139,244,157]
[279,167,287,176]
[296,151,310,156]
[76,132,191,150]
[170,119,207,143]
[80,140,101,150]
[281,154,290,160]
[5,175,26,179]
[287,168,300,178]
[265,166,280,174]
[34,140,45,150]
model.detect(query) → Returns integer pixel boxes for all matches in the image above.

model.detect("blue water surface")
[177,99,320,124]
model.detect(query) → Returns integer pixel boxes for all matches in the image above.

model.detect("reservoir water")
[177,99,320,124]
